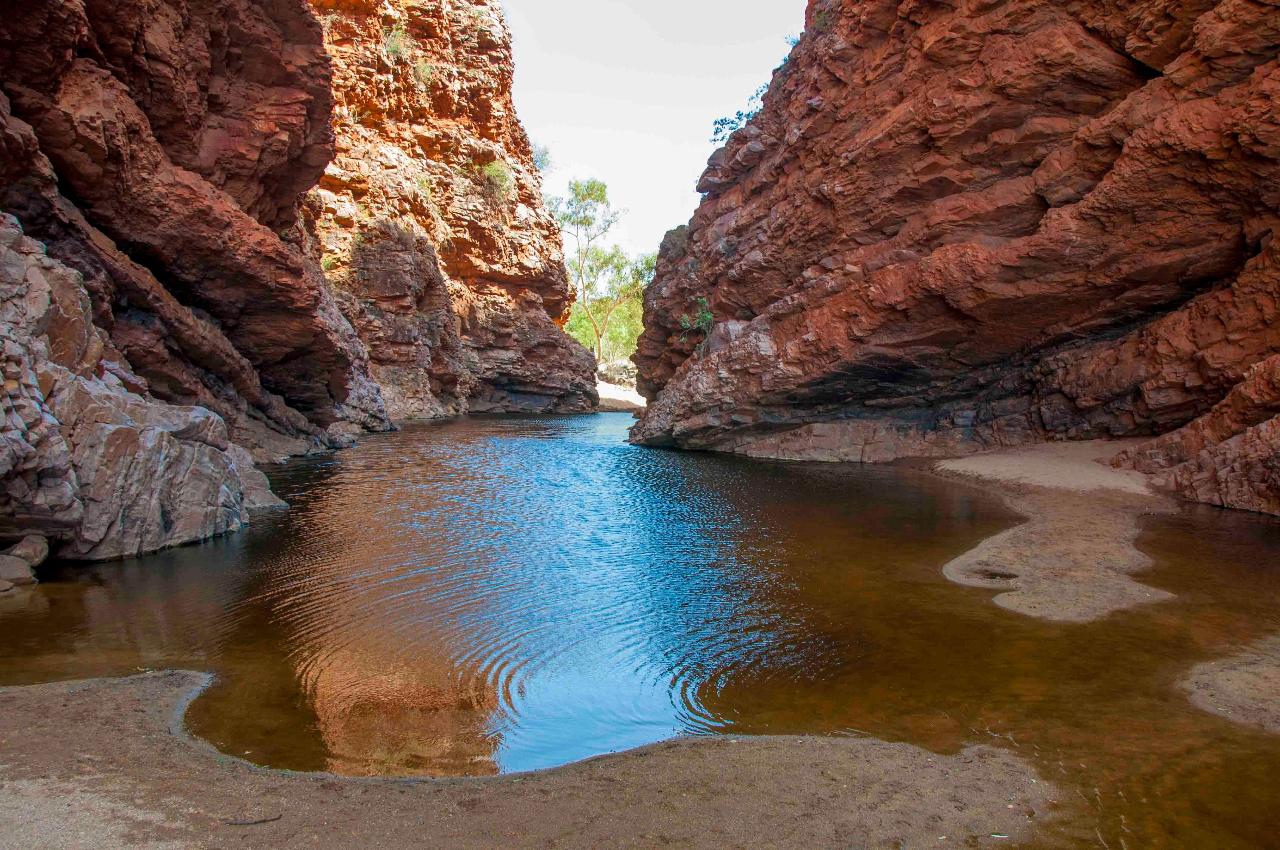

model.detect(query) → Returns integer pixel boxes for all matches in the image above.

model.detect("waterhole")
[1,414,1279,848]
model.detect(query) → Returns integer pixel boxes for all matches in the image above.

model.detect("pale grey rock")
[5,534,48,567]
[0,214,289,560]
[0,553,34,584]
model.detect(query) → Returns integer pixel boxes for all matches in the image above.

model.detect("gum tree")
[549,180,653,362]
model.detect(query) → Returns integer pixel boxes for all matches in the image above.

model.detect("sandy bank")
[0,672,1058,849]
[1183,635,1280,735]
[933,441,1175,623]
[596,380,646,413]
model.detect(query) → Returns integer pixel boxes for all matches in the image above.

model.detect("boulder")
[5,534,47,567]
[0,554,34,585]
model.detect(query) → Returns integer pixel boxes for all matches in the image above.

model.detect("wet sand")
[0,672,1057,849]
[1183,635,1280,734]
[934,441,1177,623]
[935,441,1280,741]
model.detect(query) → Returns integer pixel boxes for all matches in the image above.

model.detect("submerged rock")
[632,0,1280,516]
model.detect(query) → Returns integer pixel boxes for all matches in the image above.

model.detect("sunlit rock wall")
[632,0,1280,515]
[305,0,597,418]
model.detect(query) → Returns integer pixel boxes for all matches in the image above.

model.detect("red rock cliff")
[0,0,591,559]
[305,0,596,418]
[632,0,1280,516]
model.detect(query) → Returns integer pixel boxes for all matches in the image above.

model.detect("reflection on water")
[1,414,1279,846]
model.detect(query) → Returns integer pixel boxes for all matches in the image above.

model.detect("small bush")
[321,255,339,272]
[413,59,434,88]
[478,160,514,202]
[678,297,715,343]
[532,144,552,173]
[383,24,408,61]
[711,84,767,144]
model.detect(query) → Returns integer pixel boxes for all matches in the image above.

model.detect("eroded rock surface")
[1,0,589,559]
[0,215,262,560]
[0,0,385,558]
[632,0,1280,515]
[305,0,596,418]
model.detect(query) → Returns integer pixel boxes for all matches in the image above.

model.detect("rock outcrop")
[632,0,1280,515]
[0,214,275,560]
[0,0,590,559]
[0,0,387,559]
[305,0,596,418]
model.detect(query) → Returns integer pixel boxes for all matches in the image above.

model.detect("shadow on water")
[1,414,1280,847]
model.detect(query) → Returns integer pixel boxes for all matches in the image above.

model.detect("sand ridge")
[933,441,1176,623]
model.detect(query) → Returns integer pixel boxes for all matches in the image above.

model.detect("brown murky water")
[1,414,1278,848]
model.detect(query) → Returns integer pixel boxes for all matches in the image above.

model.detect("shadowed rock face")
[632,0,1280,515]
[0,213,280,559]
[0,0,391,463]
[0,0,387,558]
[0,0,590,559]
[304,0,597,419]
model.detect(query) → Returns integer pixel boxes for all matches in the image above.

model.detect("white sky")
[502,0,807,257]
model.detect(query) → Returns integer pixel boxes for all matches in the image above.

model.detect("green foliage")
[549,179,655,361]
[563,252,655,363]
[321,255,339,272]
[532,143,553,173]
[548,179,617,233]
[413,59,434,88]
[478,160,514,201]
[383,24,409,61]
[567,297,642,365]
[711,84,767,144]
[678,297,715,343]
[814,9,833,32]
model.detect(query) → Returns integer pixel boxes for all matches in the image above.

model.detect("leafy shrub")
[711,85,767,144]
[532,144,553,173]
[678,297,715,343]
[478,160,514,201]
[413,59,434,88]
[383,24,408,61]
[321,255,339,272]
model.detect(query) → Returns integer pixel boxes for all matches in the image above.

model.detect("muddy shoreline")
[0,672,1057,849]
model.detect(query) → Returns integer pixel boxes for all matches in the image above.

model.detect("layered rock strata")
[0,0,387,559]
[0,0,589,559]
[632,0,1280,515]
[0,214,279,560]
[305,0,596,418]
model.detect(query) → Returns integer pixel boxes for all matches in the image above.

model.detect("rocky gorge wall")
[305,0,595,419]
[632,0,1280,516]
[0,0,592,560]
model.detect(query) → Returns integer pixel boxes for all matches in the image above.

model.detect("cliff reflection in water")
[0,414,1011,776]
